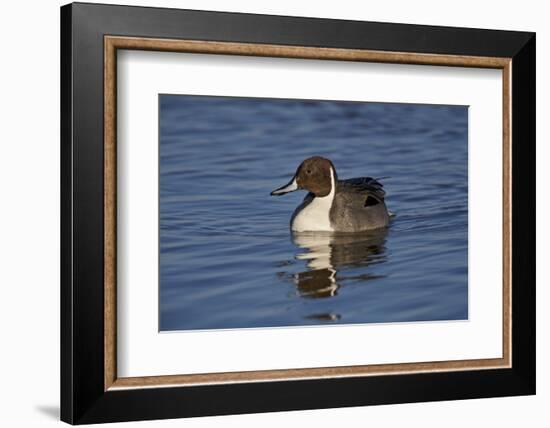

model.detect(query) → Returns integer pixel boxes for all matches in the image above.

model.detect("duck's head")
[271,156,337,198]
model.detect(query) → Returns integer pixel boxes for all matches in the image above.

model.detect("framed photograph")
[60,2,535,424]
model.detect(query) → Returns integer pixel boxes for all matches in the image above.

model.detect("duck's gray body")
[291,177,389,233]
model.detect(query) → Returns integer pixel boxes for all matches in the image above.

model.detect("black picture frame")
[61,2,535,424]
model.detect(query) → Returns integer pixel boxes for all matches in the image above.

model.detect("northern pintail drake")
[271,156,390,232]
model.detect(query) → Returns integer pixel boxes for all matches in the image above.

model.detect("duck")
[270,156,390,232]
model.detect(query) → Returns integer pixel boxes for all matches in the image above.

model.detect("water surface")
[159,95,468,331]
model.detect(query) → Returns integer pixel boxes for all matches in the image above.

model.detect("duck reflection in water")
[291,228,388,300]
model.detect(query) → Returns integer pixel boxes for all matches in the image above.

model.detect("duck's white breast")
[291,169,335,232]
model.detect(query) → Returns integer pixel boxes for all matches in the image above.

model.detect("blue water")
[159,95,468,331]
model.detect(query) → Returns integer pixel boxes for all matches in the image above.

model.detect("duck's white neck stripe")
[291,167,335,232]
[320,167,335,200]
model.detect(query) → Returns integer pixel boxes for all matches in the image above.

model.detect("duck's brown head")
[271,156,337,198]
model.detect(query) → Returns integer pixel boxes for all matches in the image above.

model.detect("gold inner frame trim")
[104,35,512,391]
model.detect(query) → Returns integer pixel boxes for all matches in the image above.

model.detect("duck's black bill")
[270,177,298,196]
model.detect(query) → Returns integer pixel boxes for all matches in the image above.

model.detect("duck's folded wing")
[340,177,386,199]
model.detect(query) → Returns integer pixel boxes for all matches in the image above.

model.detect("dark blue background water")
[159,95,468,331]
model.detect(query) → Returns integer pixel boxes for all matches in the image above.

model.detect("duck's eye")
[306,169,312,174]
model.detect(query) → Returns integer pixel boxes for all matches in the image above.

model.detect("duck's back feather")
[329,177,389,232]
[338,177,386,202]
